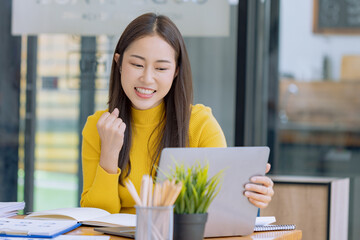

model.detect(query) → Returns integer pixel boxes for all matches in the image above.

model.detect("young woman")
[80,13,274,214]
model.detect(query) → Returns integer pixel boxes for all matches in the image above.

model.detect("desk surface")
[66,226,302,240]
[12,215,302,239]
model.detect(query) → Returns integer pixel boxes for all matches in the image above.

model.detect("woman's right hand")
[96,108,126,174]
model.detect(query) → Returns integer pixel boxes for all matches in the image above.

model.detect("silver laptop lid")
[157,147,270,237]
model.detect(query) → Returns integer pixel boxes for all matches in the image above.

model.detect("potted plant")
[166,162,224,240]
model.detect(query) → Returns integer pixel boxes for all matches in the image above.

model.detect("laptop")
[158,147,269,237]
[95,147,269,238]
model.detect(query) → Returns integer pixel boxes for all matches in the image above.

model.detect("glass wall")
[18,35,81,210]
[185,6,238,146]
[275,0,360,239]
[15,2,238,211]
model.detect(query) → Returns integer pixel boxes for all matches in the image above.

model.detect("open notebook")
[25,207,136,228]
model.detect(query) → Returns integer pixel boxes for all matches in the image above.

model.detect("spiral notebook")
[254,224,296,232]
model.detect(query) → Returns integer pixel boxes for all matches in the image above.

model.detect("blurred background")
[1,0,359,239]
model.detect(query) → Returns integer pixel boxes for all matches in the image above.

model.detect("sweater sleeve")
[80,111,122,213]
[199,115,227,147]
[190,104,227,148]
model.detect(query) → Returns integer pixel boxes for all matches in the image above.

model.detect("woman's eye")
[131,63,143,68]
[156,67,168,71]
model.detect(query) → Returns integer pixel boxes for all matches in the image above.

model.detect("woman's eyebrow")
[130,54,145,60]
[156,59,172,63]
[130,54,172,63]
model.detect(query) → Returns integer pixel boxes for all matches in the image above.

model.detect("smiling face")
[120,34,178,110]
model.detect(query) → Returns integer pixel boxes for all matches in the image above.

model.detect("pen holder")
[135,205,174,240]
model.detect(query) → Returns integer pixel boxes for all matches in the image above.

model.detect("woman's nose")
[141,67,154,84]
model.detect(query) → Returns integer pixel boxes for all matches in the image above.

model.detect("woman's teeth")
[135,88,155,94]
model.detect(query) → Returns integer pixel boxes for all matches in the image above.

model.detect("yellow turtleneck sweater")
[80,102,226,214]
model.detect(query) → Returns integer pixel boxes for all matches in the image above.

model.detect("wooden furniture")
[279,80,360,146]
[66,225,302,240]
[261,176,349,240]
[341,55,360,81]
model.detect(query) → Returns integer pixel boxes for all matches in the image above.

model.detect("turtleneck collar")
[131,101,165,126]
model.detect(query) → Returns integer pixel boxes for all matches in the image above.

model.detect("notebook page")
[25,207,110,222]
[81,213,136,227]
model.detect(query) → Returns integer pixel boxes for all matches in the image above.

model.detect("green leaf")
[160,160,224,214]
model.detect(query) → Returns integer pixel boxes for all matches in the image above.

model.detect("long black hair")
[107,13,193,185]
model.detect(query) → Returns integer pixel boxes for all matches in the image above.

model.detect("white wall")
[279,0,360,81]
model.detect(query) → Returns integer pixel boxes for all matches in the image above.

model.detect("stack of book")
[0,201,25,218]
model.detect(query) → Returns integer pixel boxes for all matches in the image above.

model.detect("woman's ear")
[174,67,179,78]
[114,53,120,64]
